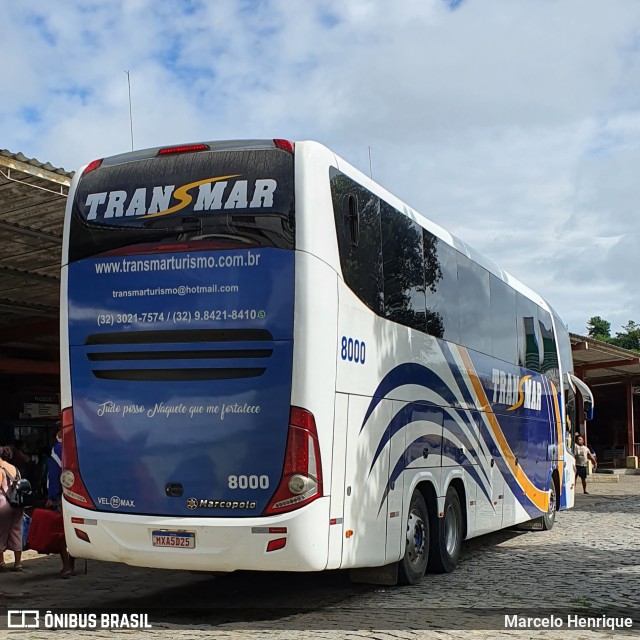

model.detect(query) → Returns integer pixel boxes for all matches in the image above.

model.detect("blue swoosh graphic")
[360,362,465,432]
[378,435,493,513]
[440,341,478,409]
[378,435,441,513]
[362,354,545,520]
[368,400,443,474]
[473,412,541,518]
[368,401,491,487]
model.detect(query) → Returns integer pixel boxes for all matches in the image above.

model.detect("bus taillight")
[82,159,103,175]
[157,144,210,156]
[263,407,323,515]
[60,407,96,510]
[273,139,294,153]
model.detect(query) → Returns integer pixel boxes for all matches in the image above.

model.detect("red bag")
[26,508,66,554]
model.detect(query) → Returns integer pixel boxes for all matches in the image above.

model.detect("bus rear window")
[68,148,294,261]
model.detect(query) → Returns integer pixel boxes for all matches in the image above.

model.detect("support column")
[626,380,635,460]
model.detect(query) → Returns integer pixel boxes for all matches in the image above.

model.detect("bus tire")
[428,485,463,573]
[398,490,429,585]
[541,477,557,531]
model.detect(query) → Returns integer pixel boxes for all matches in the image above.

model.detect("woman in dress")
[0,445,24,571]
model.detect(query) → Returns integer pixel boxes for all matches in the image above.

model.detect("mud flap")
[516,518,544,531]
[350,563,399,585]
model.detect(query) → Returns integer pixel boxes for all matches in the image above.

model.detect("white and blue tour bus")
[60,139,593,584]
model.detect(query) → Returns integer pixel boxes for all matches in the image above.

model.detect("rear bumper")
[64,497,331,572]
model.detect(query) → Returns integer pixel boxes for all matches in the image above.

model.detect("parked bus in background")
[59,139,593,584]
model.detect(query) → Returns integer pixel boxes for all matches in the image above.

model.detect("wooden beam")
[0,357,59,375]
[627,380,635,458]
[0,299,58,316]
[0,220,62,244]
[572,341,589,351]
[576,357,640,373]
[585,375,640,388]
[0,265,60,285]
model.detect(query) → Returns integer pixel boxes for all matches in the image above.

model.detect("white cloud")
[1,0,640,334]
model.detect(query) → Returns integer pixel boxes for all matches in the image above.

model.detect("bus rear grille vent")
[85,328,273,345]
[92,368,266,382]
[87,349,273,361]
[84,329,273,381]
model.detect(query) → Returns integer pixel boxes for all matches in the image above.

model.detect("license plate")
[152,530,195,549]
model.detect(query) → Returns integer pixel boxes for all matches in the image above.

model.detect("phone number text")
[97,310,266,326]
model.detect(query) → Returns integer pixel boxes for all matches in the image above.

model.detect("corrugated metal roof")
[0,149,74,363]
[0,149,74,180]
[570,333,640,384]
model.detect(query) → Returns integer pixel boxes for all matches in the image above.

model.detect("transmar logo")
[491,369,542,411]
[84,175,278,221]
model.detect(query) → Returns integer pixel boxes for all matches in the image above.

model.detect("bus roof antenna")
[368,146,373,179]
[125,70,134,151]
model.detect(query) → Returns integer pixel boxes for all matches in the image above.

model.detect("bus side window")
[538,308,559,387]
[330,170,384,315]
[380,200,426,332]
[457,253,491,355]
[490,274,518,365]
[517,293,542,373]
[425,233,459,342]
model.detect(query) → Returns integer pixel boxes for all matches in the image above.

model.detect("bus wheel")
[428,485,463,573]
[542,479,557,531]
[398,490,429,585]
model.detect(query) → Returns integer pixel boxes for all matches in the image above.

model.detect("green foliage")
[586,317,640,353]
[611,321,640,352]
[586,316,611,340]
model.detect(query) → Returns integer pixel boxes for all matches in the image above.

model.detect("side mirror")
[568,374,594,422]
[584,399,594,421]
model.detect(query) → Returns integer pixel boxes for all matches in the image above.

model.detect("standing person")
[45,426,74,578]
[11,441,30,478]
[37,446,51,498]
[574,435,597,494]
[0,445,24,571]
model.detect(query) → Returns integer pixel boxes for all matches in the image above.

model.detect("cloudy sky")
[1,0,639,335]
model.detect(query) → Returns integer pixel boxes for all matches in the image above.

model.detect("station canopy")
[0,149,72,375]
[570,333,640,387]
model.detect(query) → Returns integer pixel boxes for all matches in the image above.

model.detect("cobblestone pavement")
[1,475,639,640]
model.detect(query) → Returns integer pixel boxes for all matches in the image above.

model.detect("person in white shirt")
[574,435,597,494]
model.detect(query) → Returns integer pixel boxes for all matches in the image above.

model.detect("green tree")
[587,316,611,341]
[611,321,640,352]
